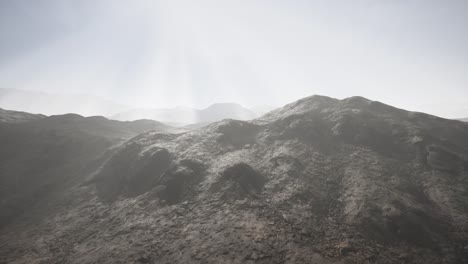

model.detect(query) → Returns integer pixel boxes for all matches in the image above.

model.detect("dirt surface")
[1,95,468,263]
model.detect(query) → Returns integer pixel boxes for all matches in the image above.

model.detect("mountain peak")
[342,95,372,104]
[112,103,258,124]
[259,95,415,124]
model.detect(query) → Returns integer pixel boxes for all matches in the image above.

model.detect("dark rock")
[220,163,266,195]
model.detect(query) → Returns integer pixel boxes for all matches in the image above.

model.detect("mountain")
[111,103,259,124]
[0,113,181,228]
[1,95,468,263]
[459,118,468,122]
[1,88,262,124]
[0,88,131,116]
[0,108,46,123]
[198,103,258,122]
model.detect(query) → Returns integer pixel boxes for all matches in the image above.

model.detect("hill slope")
[0,108,46,123]
[1,95,468,264]
[0,114,180,228]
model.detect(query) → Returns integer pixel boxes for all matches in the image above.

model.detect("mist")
[1,2,468,263]
[1,0,468,118]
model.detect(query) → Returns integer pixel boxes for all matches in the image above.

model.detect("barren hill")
[1,96,467,264]
[0,108,45,123]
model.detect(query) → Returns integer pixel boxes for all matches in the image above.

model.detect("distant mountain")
[182,122,211,130]
[111,107,195,123]
[0,88,131,116]
[0,108,46,123]
[0,88,274,124]
[198,103,258,122]
[111,103,259,124]
[458,118,468,122]
[250,104,278,115]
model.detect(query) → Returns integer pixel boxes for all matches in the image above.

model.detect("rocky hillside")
[0,108,46,123]
[1,96,468,264]
[0,113,180,228]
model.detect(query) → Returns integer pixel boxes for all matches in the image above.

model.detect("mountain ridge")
[110,102,259,124]
[1,95,467,264]
[0,113,183,227]
[0,108,46,123]
[0,88,132,116]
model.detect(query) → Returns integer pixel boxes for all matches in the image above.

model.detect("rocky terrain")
[1,95,468,263]
[0,108,45,123]
[0,113,181,228]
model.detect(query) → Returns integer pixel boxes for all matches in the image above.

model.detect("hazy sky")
[1,0,467,117]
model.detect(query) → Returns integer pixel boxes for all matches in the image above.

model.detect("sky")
[0,0,467,118]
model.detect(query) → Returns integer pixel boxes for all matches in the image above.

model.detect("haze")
[1,0,467,118]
